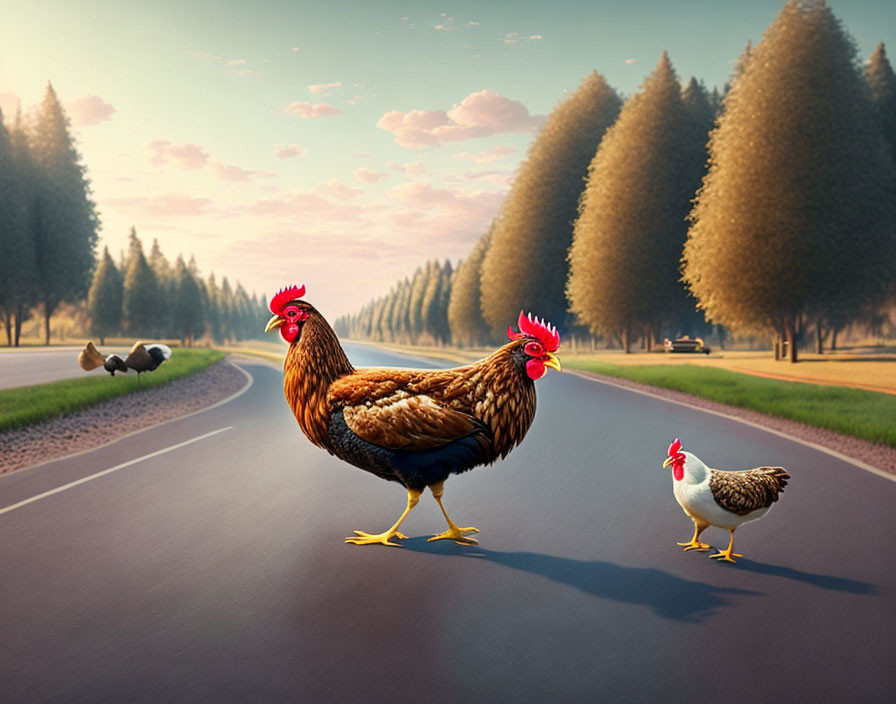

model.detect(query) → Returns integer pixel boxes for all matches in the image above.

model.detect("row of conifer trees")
[337,1,896,362]
[0,82,266,347]
[86,228,268,346]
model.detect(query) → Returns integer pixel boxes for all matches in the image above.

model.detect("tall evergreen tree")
[219,276,235,341]
[421,259,444,342]
[122,228,161,336]
[30,83,99,344]
[480,71,622,337]
[567,53,703,350]
[683,0,896,362]
[148,238,173,337]
[0,107,24,345]
[408,263,428,341]
[172,255,203,346]
[448,227,494,347]
[7,108,39,346]
[86,246,123,345]
[865,42,896,163]
[206,273,222,343]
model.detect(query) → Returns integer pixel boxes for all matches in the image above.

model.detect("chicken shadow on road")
[400,538,757,623]
[714,557,877,594]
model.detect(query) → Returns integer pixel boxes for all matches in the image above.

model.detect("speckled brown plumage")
[282,303,538,475]
[709,466,789,515]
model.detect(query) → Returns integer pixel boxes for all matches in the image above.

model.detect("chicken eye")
[524,342,543,356]
[287,310,297,318]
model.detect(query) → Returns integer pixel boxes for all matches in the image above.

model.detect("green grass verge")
[0,348,225,432]
[565,359,896,448]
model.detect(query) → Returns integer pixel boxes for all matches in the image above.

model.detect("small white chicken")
[662,438,789,563]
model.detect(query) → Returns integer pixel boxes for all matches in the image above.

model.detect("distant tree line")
[339,1,896,362]
[0,82,267,347]
[87,228,268,346]
[333,259,454,345]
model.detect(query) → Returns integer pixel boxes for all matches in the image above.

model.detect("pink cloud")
[102,192,214,217]
[353,167,389,184]
[65,95,116,127]
[276,144,308,159]
[146,140,209,170]
[284,101,342,118]
[377,90,543,148]
[453,145,518,163]
[387,160,428,176]
[316,180,363,201]
[209,161,277,182]
[309,82,342,94]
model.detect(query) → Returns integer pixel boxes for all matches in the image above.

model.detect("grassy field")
[0,348,225,433]
[565,359,896,448]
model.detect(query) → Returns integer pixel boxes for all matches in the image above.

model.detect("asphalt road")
[0,346,134,389]
[1,343,894,703]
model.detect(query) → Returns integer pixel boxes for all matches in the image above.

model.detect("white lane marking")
[0,426,232,516]
[566,369,896,484]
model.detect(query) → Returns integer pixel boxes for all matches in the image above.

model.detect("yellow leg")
[677,519,711,552]
[345,488,420,547]
[710,529,744,563]
[427,481,479,545]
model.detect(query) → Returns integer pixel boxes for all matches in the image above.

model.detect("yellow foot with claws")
[677,540,712,552]
[710,550,743,563]
[428,526,480,545]
[345,530,408,547]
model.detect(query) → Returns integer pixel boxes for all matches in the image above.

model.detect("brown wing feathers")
[710,467,790,515]
[77,341,106,371]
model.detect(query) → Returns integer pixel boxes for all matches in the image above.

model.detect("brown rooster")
[264,284,562,547]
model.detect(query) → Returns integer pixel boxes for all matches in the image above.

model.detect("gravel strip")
[570,369,896,477]
[0,359,249,475]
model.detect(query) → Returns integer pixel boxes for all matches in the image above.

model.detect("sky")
[1,0,894,320]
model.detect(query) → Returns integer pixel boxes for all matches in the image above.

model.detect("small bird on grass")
[663,438,789,563]
[78,341,172,378]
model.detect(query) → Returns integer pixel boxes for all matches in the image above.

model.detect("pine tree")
[0,107,24,345]
[122,228,161,336]
[567,53,703,350]
[448,227,494,347]
[219,277,234,341]
[866,42,896,163]
[421,260,444,342]
[86,246,123,345]
[480,72,622,337]
[206,273,222,342]
[29,83,99,344]
[6,108,39,346]
[408,264,428,341]
[683,0,896,362]
[172,256,203,346]
[148,239,173,337]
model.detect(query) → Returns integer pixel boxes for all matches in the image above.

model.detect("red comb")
[668,438,682,456]
[269,284,306,314]
[507,311,560,351]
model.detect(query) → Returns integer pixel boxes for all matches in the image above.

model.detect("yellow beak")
[265,314,285,333]
[543,352,562,372]
[662,457,673,468]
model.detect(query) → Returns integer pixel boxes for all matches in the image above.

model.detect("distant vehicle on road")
[663,336,711,354]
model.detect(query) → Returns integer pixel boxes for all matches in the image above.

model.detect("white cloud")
[65,95,116,127]
[625,58,639,64]
[276,144,308,159]
[353,167,389,184]
[284,101,342,118]
[309,82,342,94]
[377,90,543,148]
[528,34,543,40]
[291,47,301,53]
[146,140,210,170]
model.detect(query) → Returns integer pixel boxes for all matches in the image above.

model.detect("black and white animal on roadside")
[78,341,172,377]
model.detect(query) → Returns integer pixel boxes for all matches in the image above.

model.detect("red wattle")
[673,465,684,481]
[526,358,546,380]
